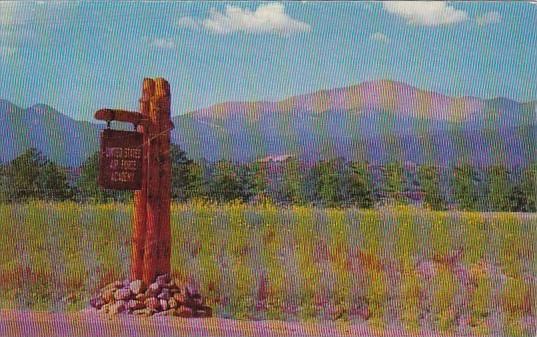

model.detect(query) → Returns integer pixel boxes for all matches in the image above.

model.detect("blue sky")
[0,1,536,120]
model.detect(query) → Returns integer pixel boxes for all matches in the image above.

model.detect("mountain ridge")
[2,79,535,122]
[187,80,535,122]
[1,80,535,167]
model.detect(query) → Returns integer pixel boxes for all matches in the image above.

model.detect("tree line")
[1,146,536,212]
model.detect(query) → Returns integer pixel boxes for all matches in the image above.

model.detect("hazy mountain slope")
[172,80,535,165]
[0,101,102,167]
[1,80,535,167]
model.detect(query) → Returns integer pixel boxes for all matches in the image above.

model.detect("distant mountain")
[1,80,535,167]
[0,101,102,167]
[185,80,535,125]
[172,80,536,167]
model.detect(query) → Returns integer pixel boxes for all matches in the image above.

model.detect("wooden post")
[131,78,154,281]
[155,78,172,276]
[95,78,172,285]
[142,78,172,285]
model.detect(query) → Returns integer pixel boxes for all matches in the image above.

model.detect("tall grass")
[0,202,535,335]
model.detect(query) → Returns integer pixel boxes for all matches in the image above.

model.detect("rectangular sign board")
[98,129,143,190]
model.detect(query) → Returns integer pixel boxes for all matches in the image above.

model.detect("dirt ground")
[0,309,464,337]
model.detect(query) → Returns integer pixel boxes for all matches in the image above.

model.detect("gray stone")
[169,287,181,294]
[156,274,170,286]
[176,306,193,318]
[146,282,160,297]
[185,284,199,297]
[160,299,169,311]
[145,297,160,311]
[168,298,178,309]
[114,288,132,301]
[109,301,126,315]
[102,289,115,303]
[173,292,186,305]
[157,289,170,301]
[127,300,145,310]
[133,308,156,316]
[129,280,145,295]
[100,303,112,314]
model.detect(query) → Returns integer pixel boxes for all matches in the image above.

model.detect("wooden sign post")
[144,78,172,285]
[95,77,172,285]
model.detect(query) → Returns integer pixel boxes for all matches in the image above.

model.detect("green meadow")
[0,202,535,336]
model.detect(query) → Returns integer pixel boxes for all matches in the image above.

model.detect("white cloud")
[177,3,311,36]
[476,11,501,26]
[382,2,468,26]
[177,16,200,30]
[370,32,390,44]
[149,38,175,50]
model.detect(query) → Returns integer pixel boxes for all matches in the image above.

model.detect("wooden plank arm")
[95,109,150,126]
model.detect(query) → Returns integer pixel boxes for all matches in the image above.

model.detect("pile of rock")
[90,274,212,318]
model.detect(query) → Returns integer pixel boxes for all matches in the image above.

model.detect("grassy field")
[0,202,535,336]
